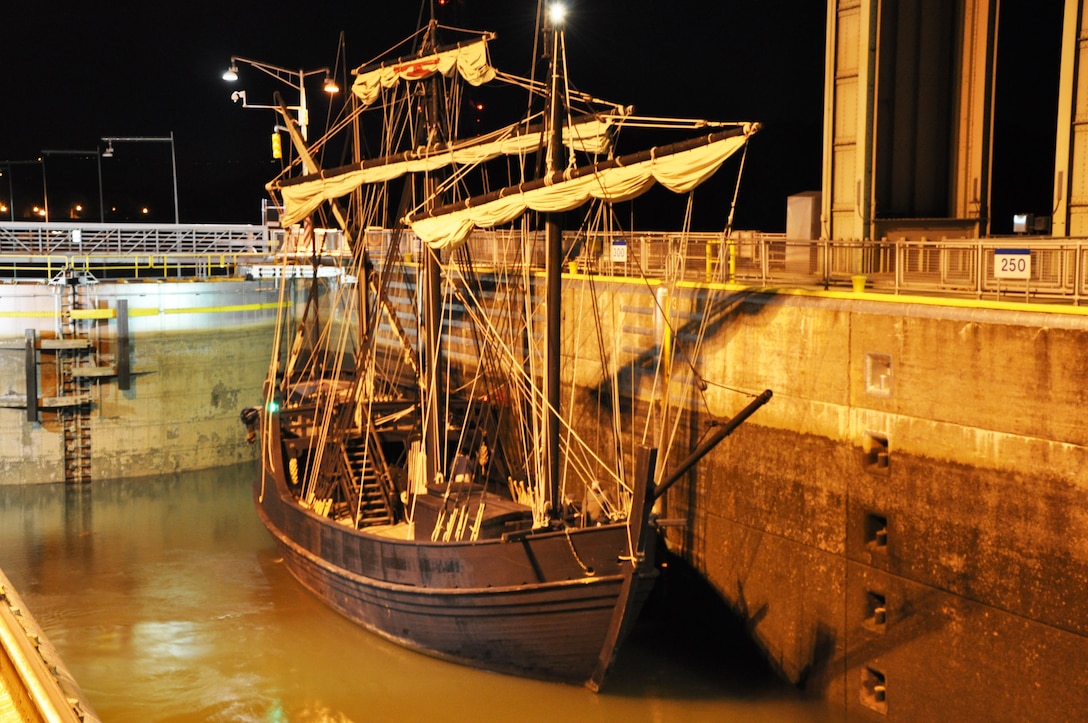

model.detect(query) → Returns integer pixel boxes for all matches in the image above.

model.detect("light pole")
[100,133,179,223]
[0,159,48,221]
[222,56,338,141]
[39,149,105,222]
[0,166,8,221]
[0,161,36,221]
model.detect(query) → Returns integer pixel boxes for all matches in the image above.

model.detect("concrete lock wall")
[4,270,1086,717]
[558,283,1088,720]
[0,280,280,484]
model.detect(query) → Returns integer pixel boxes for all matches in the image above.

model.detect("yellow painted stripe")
[161,302,286,315]
[71,309,116,320]
[563,270,664,286]
[687,282,1088,317]
[0,301,286,319]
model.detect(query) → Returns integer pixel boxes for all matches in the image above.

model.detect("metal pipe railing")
[4,222,1088,304]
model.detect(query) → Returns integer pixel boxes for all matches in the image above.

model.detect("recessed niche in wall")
[863,591,888,633]
[861,666,888,714]
[863,431,890,475]
[865,352,893,397]
[865,512,888,551]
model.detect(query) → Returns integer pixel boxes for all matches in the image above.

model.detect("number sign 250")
[994,249,1031,280]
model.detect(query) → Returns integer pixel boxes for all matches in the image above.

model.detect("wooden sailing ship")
[245,3,770,690]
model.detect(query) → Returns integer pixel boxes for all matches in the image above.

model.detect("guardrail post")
[760,234,768,285]
[894,242,902,294]
[728,238,736,283]
[25,329,37,422]
[976,241,983,298]
[1076,241,1083,305]
[117,299,130,391]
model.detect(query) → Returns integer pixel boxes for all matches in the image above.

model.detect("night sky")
[1,1,1059,234]
[0,1,826,230]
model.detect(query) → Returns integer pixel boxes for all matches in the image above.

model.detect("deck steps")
[345,438,396,526]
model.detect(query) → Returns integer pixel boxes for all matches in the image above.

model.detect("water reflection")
[0,464,833,722]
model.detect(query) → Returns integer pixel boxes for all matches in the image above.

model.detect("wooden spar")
[651,389,773,502]
[351,33,495,77]
[272,92,354,247]
[405,124,754,224]
[270,112,611,191]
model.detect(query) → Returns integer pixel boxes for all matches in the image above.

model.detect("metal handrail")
[521,231,1087,306]
[0,251,273,281]
[3,221,1085,305]
[0,222,268,256]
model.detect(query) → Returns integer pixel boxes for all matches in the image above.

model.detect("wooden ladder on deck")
[344,437,397,526]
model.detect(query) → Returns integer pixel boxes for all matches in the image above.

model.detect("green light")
[266,400,280,414]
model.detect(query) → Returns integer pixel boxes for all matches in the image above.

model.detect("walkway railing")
[2,222,1085,305]
[0,222,268,255]
[0,222,270,280]
[544,231,1088,305]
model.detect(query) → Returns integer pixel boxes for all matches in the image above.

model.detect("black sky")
[1,1,823,228]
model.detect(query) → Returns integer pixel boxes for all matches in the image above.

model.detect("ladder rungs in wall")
[39,395,94,408]
[70,366,116,378]
[39,339,94,350]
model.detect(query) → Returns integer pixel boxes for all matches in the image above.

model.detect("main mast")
[543,5,566,523]
[420,17,445,492]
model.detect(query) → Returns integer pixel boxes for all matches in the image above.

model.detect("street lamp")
[222,55,338,141]
[100,133,180,223]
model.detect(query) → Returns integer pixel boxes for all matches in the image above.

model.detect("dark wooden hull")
[255,420,658,689]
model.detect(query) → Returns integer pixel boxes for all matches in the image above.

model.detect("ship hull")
[255,421,657,688]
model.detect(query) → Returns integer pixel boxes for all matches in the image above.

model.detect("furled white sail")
[352,38,496,106]
[274,116,621,227]
[408,127,756,250]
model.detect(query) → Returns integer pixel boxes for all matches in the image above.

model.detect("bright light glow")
[549,3,566,24]
[222,64,239,82]
[141,207,150,215]
[322,75,339,94]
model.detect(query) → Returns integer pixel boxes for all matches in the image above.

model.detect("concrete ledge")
[0,568,99,722]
